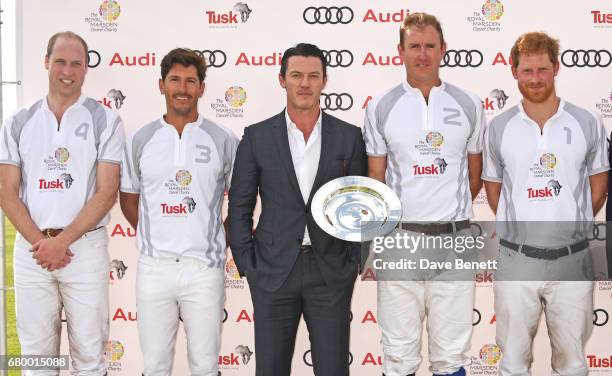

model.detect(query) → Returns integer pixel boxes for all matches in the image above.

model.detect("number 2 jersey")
[363,81,485,221]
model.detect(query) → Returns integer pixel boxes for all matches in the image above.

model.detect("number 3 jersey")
[363,81,485,221]
[0,96,125,229]
[120,115,239,267]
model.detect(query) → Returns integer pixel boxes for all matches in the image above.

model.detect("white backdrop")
[15,0,612,374]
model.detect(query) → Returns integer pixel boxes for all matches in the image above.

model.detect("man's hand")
[31,237,74,271]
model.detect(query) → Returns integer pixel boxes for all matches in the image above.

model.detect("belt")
[300,245,313,254]
[499,238,588,260]
[41,226,103,238]
[399,220,470,236]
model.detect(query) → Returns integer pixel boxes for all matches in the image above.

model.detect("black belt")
[300,245,313,254]
[41,226,103,238]
[499,238,588,260]
[399,220,470,236]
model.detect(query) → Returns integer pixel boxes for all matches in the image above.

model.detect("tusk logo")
[109,259,128,280]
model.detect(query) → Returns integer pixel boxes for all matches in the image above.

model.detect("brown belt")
[41,227,102,238]
[399,220,471,236]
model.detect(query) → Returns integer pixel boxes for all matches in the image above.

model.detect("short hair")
[280,43,327,78]
[46,31,89,63]
[510,32,560,69]
[160,48,207,82]
[399,12,445,47]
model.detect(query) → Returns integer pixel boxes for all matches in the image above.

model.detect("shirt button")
[175,258,180,262]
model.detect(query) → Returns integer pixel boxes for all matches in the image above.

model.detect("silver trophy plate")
[311,176,402,242]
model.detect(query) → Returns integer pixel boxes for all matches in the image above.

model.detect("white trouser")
[377,228,476,375]
[494,246,594,376]
[13,228,110,376]
[137,253,225,376]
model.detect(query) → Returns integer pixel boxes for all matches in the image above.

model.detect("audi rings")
[593,308,609,327]
[561,49,611,68]
[303,6,354,24]
[441,49,483,68]
[322,49,353,67]
[88,50,101,68]
[321,93,353,111]
[193,49,227,68]
[587,223,606,241]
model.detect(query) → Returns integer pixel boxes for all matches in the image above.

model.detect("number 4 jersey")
[0,95,125,229]
[120,115,238,267]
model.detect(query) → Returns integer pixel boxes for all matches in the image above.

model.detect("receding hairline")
[46,31,88,60]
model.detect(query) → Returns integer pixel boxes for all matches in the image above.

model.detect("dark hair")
[46,31,89,63]
[280,43,327,78]
[160,48,207,82]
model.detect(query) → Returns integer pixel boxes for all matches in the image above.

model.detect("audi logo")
[587,223,606,241]
[88,50,101,68]
[593,308,609,326]
[561,49,611,68]
[322,49,353,68]
[473,308,481,326]
[321,93,353,111]
[441,49,483,68]
[303,350,353,366]
[303,6,354,24]
[193,49,227,68]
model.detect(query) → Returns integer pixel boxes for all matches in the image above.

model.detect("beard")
[518,81,555,103]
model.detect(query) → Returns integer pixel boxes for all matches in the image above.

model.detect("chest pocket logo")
[195,144,211,163]
[443,108,461,126]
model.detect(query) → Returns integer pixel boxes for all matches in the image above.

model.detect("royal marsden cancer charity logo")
[84,0,121,32]
[414,131,443,156]
[105,340,124,371]
[175,169,193,186]
[468,344,501,375]
[479,344,502,365]
[530,153,557,178]
[164,169,192,195]
[225,258,245,289]
[211,86,247,118]
[595,91,612,119]
[467,0,503,32]
[104,340,124,361]
[44,147,70,171]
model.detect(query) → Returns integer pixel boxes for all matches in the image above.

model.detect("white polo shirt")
[0,95,125,229]
[120,115,239,268]
[286,109,322,245]
[483,100,609,244]
[363,81,485,221]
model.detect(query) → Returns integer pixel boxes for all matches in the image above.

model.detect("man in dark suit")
[228,43,367,376]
